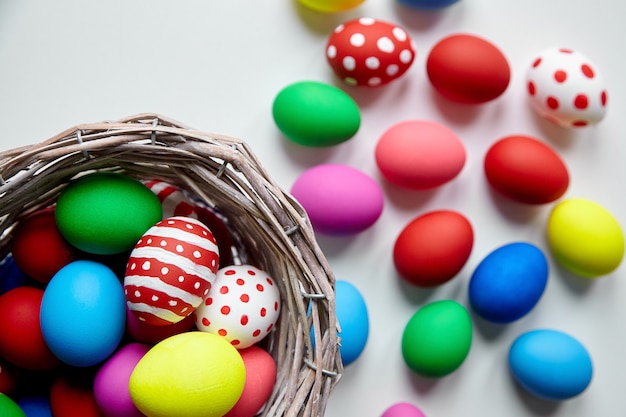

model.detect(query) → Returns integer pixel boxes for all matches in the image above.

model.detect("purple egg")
[290,164,384,236]
[93,343,151,417]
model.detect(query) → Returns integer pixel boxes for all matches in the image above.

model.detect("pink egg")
[381,402,427,417]
[124,216,220,326]
[375,120,466,190]
[526,47,607,127]
[195,265,281,349]
[225,346,277,417]
[93,343,151,417]
[290,164,384,236]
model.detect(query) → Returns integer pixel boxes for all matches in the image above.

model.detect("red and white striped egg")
[124,216,220,326]
[195,265,281,349]
[526,47,608,128]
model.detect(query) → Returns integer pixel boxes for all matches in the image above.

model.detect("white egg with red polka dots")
[526,47,608,128]
[194,264,281,349]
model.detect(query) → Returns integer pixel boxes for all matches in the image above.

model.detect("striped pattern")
[125,216,219,326]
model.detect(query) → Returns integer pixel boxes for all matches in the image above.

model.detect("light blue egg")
[469,242,548,323]
[40,260,126,367]
[509,329,593,400]
[335,280,369,366]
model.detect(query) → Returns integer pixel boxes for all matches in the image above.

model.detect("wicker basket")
[0,113,342,417]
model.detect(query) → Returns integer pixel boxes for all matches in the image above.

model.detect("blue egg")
[0,253,32,295]
[40,260,126,367]
[398,0,459,10]
[469,242,548,323]
[17,396,52,417]
[335,280,369,366]
[509,329,593,400]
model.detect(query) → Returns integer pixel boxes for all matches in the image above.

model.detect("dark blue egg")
[398,0,459,10]
[17,396,52,417]
[469,242,548,323]
[0,254,32,295]
[509,329,593,400]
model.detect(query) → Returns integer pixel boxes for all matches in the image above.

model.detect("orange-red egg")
[484,135,569,204]
[426,33,510,104]
[393,210,474,287]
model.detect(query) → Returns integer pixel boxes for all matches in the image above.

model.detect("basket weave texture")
[0,113,343,417]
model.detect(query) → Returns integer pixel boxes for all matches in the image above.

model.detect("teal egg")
[272,81,361,147]
[55,172,162,255]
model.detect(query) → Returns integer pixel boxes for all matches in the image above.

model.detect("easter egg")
[469,242,549,323]
[326,17,416,87]
[0,358,18,395]
[143,179,236,267]
[375,120,466,190]
[272,81,361,147]
[402,300,472,377]
[94,343,151,417]
[426,33,510,104]
[124,216,220,326]
[509,329,593,400]
[11,207,78,283]
[526,47,607,127]
[17,396,52,417]
[195,265,281,349]
[290,164,384,235]
[55,172,162,255]
[0,254,32,295]
[40,260,126,367]
[547,198,624,278]
[224,346,277,417]
[484,135,569,204]
[0,393,26,417]
[298,0,364,13]
[398,0,458,9]
[381,402,427,417]
[125,305,195,344]
[129,331,246,417]
[0,287,61,370]
[394,210,473,287]
[50,373,102,417]
[335,280,369,366]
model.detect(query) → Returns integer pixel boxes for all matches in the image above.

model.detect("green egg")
[401,299,472,378]
[272,80,361,147]
[55,172,162,255]
[0,393,26,417]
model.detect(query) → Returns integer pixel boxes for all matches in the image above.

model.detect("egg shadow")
[510,375,562,416]
[428,87,485,126]
[396,275,440,305]
[529,107,591,150]
[469,308,509,343]
[485,187,546,225]
[379,177,439,213]
[278,133,338,169]
[552,262,596,296]
[405,366,441,394]
[315,233,361,259]
[330,74,417,109]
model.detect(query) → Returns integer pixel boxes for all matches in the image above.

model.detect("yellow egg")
[129,331,245,417]
[298,0,364,13]
[547,198,624,278]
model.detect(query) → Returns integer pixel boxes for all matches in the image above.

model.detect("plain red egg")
[394,210,474,287]
[0,358,18,395]
[0,286,61,370]
[484,135,570,204]
[426,33,510,104]
[225,346,277,417]
[125,305,195,344]
[11,207,78,283]
[50,372,103,417]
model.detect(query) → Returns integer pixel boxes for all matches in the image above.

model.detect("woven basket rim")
[0,113,343,417]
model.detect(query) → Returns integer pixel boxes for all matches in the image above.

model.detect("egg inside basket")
[0,113,342,417]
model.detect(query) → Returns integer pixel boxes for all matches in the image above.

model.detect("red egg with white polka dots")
[526,47,608,128]
[124,216,220,326]
[326,17,416,87]
[195,265,281,349]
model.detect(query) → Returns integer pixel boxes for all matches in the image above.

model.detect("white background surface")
[1,1,625,417]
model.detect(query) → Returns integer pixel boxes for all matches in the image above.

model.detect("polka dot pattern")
[326,17,416,87]
[526,47,607,128]
[194,265,281,350]
[124,216,220,326]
